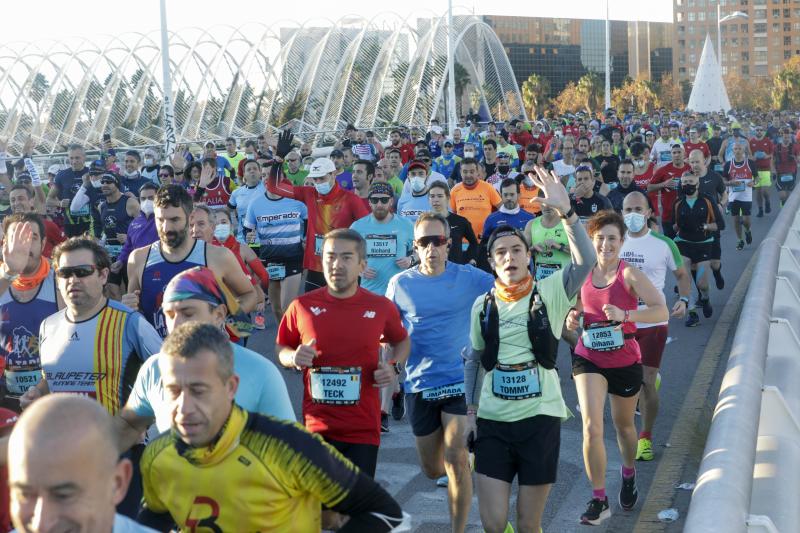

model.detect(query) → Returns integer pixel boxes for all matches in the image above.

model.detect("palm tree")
[452,62,471,117]
[29,73,50,116]
[576,73,602,114]
[521,73,550,119]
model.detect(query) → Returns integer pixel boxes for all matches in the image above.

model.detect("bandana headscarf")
[163,266,253,339]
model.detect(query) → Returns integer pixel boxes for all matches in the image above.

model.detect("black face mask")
[498,165,510,174]
[681,184,697,195]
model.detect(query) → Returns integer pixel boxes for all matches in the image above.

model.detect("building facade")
[484,16,673,96]
[673,0,800,82]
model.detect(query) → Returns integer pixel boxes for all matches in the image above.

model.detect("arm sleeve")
[463,219,479,262]
[266,163,300,199]
[464,296,487,406]
[560,219,596,300]
[247,258,270,289]
[69,186,90,213]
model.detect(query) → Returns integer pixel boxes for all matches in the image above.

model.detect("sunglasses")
[100,179,116,185]
[419,158,431,164]
[369,196,391,205]
[415,235,448,248]
[158,173,171,178]
[56,265,98,279]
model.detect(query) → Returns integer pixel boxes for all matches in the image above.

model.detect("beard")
[160,223,188,249]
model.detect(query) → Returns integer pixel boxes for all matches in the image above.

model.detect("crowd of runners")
[0,106,796,532]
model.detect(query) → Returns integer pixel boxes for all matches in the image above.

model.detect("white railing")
[685,186,800,533]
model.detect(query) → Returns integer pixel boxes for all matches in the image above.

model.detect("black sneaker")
[685,310,700,327]
[713,268,725,290]
[380,412,390,433]
[756,209,764,218]
[736,240,745,251]
[391,389,405,421]
[580,497,610,525]
[700,297,713,318]
[619,470,639,511]
[745,229,753,245]
[766,202,772,214]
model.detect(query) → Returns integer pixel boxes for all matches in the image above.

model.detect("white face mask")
[411,176,426,192]
[246,153,256,160]
[124,169,140,179]
[144,158,154,166]
[91,178,103,188]
[214,223,230,240]
[624,212,647,233]
[140,199,154,215]
[464,151,475,158]
[314,181,332,195]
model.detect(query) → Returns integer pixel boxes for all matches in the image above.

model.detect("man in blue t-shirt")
[386,212,494,533]
[111,267,295,453]
[47,144,97,237]
[481,178,536,240]
[350,183,414,296]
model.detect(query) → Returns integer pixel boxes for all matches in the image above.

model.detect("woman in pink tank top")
[565,210,668,525]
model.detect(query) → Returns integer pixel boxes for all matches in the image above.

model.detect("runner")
[124,185,258,338]
[463,166,594,533]
[565,210,668,525]
[276,229,409,477]
[687,150,727,290]
[243,176,307,322]
[683,126,711,167]
[114,182,158,288]
[351,159,374,210]
[524,193,571,283]
[480,178,535,240]
[397,161,433,222]
[721,142,756,251]
[449,158,502,240]
[607,160,645,212]
[649,145,688,238]
[774,127,799,206]
[113,266,294,453]
[139,322,406,532]
[227,159,265,241]
[45,144,97,238]
[0,216,61,408]
[266,132,368,292]
[9,395,157,533]
[672,172,723,327]
[428,182,479,266]
[8,184,64,258]
[619,192,691,462]
[570,165,613,224]
[630,143,659,218]
[749,124,775,217]
[386,212,495,533]
[194,158,234,210]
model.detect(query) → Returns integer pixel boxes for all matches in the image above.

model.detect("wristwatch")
[679,297,690,305]
[560,207,575,220]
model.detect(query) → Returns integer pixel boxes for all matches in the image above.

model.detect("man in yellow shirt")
[449,158,502,239]
[139,322,404,532]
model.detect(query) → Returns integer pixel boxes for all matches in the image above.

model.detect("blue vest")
[140,240,207,338]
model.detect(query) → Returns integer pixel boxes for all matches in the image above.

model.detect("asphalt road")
[245,202,778,532]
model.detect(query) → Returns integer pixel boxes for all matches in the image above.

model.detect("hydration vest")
[478,284,559,371]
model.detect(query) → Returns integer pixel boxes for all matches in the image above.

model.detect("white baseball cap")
[307,157,336,178]
[47,164,64,175]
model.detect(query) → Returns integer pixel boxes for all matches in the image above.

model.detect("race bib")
[659,151,671,162]
[754,150,766,159]
[421,382,465,401]
[492,362,541,400]
[105,244,123,258]
[732,182,746,192]
[714,164,723,172]
[314,234,324,256]
[535,263,560,281]
[70,205,89,216]
[365,234,397,258]
[266,263,286,281]
[581,322,625,351]
[781,174,795,183]
[5,369,41,396]
[309,366,361,405]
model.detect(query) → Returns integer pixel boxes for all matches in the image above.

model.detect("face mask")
[314,181,332,195]
[464,150,475,158]
[624,212,647,233]
[246,153,256,160]
[634,159,646,168]
[555,130,563,137]
[681,184,697,195]
[144,158,154,167]
[411,176,426,192]
[124,170,139,179]
[498,165,510,175]
[91,178,103,188]
[140,199,154,215]
[214,224,230,241]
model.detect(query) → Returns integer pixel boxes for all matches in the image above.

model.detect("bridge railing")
[685,185,800,533]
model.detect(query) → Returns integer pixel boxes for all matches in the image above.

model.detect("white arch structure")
[0,13,524,154]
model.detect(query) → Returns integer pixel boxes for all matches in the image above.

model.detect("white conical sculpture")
[687,34,731,113]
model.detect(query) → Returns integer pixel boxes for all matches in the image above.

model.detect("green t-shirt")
[285,168,309,186]
[387,176,404,197]
[529,218,571,280]
[469,273,575,423]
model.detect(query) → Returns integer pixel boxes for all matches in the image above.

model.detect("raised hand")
[2,221,33,275]
[198,165,215,188]
[276,130,294,159]
[528,166,571,216]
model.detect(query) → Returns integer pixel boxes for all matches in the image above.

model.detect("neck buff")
[494,273,533,303]
[12,257,50,292]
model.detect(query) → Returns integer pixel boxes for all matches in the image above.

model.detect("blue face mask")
[314,181,332,195]
[624,212,647,233]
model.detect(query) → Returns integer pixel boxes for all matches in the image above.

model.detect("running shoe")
[502,523,515,533]
[745,229,753,245]
[619,470,639,510]
[391,389,405,421]
[636,438,654,461]
[736,240,745,251]
[436,475,449,487]
[700,297,713,318]
[253,311,266,330]
[380,412,390,433]
[766,202,772,214]
[685,310,700,327]
[756,209,764,218]
[713,268,725,290]
[580,497,610,525]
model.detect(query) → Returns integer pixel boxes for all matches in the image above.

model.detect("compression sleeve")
[463,346,485,407]
[70,186,91,213]
[463,220,479,263]
[247,257,270,289]
[331,473,404,533]
[561,218,596,300]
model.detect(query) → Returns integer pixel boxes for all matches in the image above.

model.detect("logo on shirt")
[362,311,376,319]
[310,306,326,316]
[69,331,79,341]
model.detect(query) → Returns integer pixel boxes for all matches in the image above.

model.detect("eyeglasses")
[100,179,116,185]
[368,196,392,205]
[158,173,171,178]
[415,235,448,248]
[56,265,98,279]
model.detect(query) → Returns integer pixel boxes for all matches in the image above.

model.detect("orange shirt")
[449,180,501,238]
[518,184,541,215]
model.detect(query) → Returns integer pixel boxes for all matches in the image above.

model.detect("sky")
[3,0,673,44]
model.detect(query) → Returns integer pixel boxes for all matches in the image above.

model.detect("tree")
[725,72,770,111]
[611,76,659,114]
[771,56,800,110]
[453,62,471,117]
[576,73,602,114]
[552,82,584,114]
[274,91,309,126]
[521,73,550,119]
[29,73,50,115]
[656,73,683,111]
